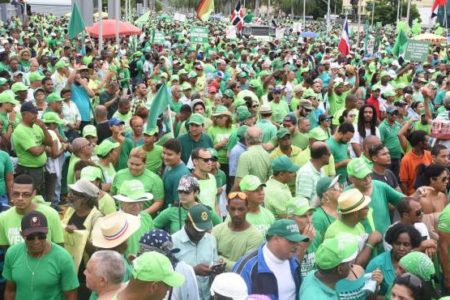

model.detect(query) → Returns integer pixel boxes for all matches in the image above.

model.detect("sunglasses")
[415,209,423,217]
[228,192,247,200]
[197,157,214,163]
[252,104,259,108]
[26,233,47,241]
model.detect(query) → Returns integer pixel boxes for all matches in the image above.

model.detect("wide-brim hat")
[338,188,371,215]
[92,212,141,249]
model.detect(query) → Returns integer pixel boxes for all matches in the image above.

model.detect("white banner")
[226,26,237,39]
[275,28,285,40]
[174,13,186,22]
[292,22,302,33]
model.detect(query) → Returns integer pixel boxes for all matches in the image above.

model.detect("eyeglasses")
[178,190,193,194]
[26,233,47,241]
[12,191,33,198]
[228,192,247,200]
[197,157,213,163]
[252,104,259,108]
[415,209,423,217]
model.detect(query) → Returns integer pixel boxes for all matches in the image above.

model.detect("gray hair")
[91,250,125,285]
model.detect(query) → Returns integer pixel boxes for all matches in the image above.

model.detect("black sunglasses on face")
[26,233,47,241]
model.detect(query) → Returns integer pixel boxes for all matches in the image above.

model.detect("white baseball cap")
[210,273,248,300]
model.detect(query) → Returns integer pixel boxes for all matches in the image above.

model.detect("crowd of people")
[0,8,448,300]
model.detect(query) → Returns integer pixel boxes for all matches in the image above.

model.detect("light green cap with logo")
[46,92,63,104]
[82,125,97,138]
[29,72,44,82]
[187,113,204,125]
[0,91,18,105]
[132,251,185,286]
[80,166,104,182]
[286,196,315,216]
[267,219,309,242]
[42,112,64,124]
[308,127,328,141]
[11,82,27,93]
[239,175,266,192]
[95,139,120,157]
[316,238,359,270]
[114,179,153,202]
[347,157,372,179]
[272,155,299,173]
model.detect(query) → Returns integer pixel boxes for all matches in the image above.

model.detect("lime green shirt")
[125,211,154,257]
[264,176,292,219]
[137,144,163,174]
[12,123,47,167]
[98,193,117,215]
[207,126,234,164]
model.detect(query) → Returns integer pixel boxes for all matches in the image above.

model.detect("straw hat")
[337,188,371,215]
[92,211,140,249]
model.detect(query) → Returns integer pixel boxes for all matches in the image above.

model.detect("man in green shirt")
[138,127,163,175]
[192,148,218,213]
[283,114,309,150]
[177,113,213,164]
[438,203,450,290]
[12,102,52,195]
[379,106,403,177]
[327,123,355,184]
[107,118,134,171]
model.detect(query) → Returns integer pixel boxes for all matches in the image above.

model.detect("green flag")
[68,2,85,39]
[147,83,171,131]
[392,29,408,57]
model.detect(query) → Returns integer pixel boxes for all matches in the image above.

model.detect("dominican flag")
[431,0,447,18]
[338,19,350,56]
[231,0,244,32]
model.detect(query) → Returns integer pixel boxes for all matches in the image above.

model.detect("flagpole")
[167,105,175,136]
[371,0,375,27]
[397,0,401,23]
[115,0,120,47]
[98,0,103,55]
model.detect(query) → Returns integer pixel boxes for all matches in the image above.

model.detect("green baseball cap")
[316,238,359,270]
[249,79,259,88]
[286,197,315,216]
[238,71,248,78]
[181,82,192,91]
[46,92,63,104]
[347,158,372,179]
[11,82,28,93]
[114,179,153,203]
[29,72,45,82]
[42,112,64,125]
[302,89,317,99]
[238,110,252,122]
[0,78,7,86]
[188,113,204,125]
[187,204,213,232]
[267,219,309,242]
[188,71,198,79]
[0,91,18,105]
[80,166,104,182]
[96,139,120,157]
[237,125,248,139]
[212,105,231,117]
[308,127,329,141]
[239,175,266,192]
[272,155,299,173]
[277,127,291,139]
[82,125,97,138]
[223,89,235,98]
[316,176,340,199]
[55,59,69,69]
[132,251,185,286]
[143,127,158,136]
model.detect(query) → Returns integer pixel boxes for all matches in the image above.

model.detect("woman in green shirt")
[95,139,120,192]
[312,176,341,238]
[154,175,221,234]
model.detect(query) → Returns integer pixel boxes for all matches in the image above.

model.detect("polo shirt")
[379,120,402,159]
[265,176,292,218]
[366,251,395,296]
[256,119,277,143]
[162,162,190,207]
[295,161,324,200]
[236,145,272,183]
[12,123,46,168]
[172,227,218,300]
[177,133,213,164]
[299,272,338,299]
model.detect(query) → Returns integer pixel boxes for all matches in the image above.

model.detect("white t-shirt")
[350,127,380,158]
[262,244,296,300]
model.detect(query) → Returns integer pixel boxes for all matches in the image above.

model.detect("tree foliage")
[365,0,420,25]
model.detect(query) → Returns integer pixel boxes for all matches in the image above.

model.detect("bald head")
[245,126,262,146]
[363,136,381,154]
[72,137,89,155]
[95,105,107,120]
[311,141,330,160]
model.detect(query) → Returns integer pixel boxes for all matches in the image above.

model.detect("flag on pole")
[392,24,408,57]
[338,19,350,56]
[431,0,447,18]
[147,83,172,131]
[68,2,85,39]
[196,0,214,22]
[231,0,244,32]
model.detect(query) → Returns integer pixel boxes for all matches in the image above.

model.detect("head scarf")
[398,251,435,281]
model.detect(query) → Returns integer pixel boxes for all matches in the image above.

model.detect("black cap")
[21,211,48,236]
[319,114,333,122]
[20,101,38,114]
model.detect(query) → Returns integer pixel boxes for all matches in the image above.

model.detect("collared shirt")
[236,145,272,183]
[130,96,146,115]
[366,251,395,296]
[229,142,246,177]
[172,227,218,300]
[264,176,292,218]
[296,161,324,200]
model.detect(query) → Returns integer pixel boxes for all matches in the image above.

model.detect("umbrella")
[412,33,446,44]
[86,19,142,39]
[301,31,317,38]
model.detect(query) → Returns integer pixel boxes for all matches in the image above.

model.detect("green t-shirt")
[327,137,350,184]
[438,203,450,270]
[207,126,234,164]
[108,137,134,171]
[162,163,190,207]
[301,231,323,278]
[328,91,349,116]
[12,123,47,167]
[324,219,367,250]
[0,205,64,246]
[125,211,154,257]
[300,272,338,299]
[66,155,80,186]
[291,131,309,150]
[379,120,403,159]
[3,243,79,299]
[137,145,163,174]
[212,222,264,271]
[111,169,164,209]
[270,100,290,124]
[98,192,117,216]
[215,169,227,187]
[312,207,337,238]
[197,174,218,211]
[0,151,13,196]
[154,204,222,234]
[225,206,275,236]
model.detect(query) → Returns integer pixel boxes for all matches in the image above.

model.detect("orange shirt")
[400,150,432,195]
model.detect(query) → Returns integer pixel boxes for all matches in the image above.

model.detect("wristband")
[366,243,374,250]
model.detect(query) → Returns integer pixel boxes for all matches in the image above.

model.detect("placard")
[292,22,302,33]
[190,26,209,44]
[174,13,186,22]
[275,28,285,40]
[226,26,237,39]
[153,31,165,44]
[404,40,429,62]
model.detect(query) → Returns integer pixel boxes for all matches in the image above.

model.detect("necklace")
[25,244,47,292]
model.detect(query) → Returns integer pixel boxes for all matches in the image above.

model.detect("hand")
[211,260,226,274]
[302,223,315,242]
[194,263,211,276]
[414,186,434,197]
[8,111,15,122]
[367,231,382,245]
[372,269,384,286]
[34,118,46,128]
[65,224,77,233]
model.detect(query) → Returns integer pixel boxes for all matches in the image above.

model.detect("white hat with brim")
[338,188,371,215]
[92,212,141,249]
[210,273,248,300]
[113,193,153,203]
